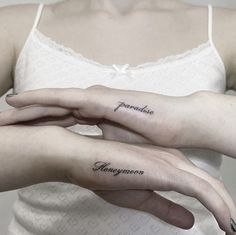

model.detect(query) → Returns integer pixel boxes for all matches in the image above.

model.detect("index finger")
[6,88,86,108]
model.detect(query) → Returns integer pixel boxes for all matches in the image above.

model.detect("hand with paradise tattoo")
[3,85,236,157]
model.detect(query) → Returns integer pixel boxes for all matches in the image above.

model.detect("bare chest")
[35,9,209,67]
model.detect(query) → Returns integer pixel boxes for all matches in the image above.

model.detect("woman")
[0,0,235,234]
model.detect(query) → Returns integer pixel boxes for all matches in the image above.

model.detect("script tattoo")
[114,101,154,115]
[92,161,144,176]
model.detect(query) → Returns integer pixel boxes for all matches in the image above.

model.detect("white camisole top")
[8,3,226,235]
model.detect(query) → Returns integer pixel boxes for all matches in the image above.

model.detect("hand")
[60,129,236,234]
[81,115,236,234]
[2,86,153,143]
[5,86,236,158]
[2,87,151,143]
[3,85,189,146]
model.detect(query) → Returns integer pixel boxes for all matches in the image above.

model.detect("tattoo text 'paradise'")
[114,101,154,115]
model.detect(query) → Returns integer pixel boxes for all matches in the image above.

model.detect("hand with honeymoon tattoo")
[1,124,235,233]
[58,128,235,234]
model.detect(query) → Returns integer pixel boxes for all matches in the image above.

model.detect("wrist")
[0,125,71,191]
[178,91,215,148]
[32,126,71,183]
[48,127,96,184]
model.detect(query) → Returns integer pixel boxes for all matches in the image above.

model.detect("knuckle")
[87,85,105,90]
[80,88,90,104]
[215,180,226,190]
[192,178,211,197]
[199,180,212,194]
[193,179,228,212]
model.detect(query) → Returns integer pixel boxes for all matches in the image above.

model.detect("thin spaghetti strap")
[15,3,45,72]
[32,3,44,31]
[207,4,226,79]
[208,4,213,44]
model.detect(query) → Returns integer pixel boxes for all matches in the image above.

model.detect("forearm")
[0,125,70,192]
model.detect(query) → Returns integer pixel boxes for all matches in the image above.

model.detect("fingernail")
[6,93,18,98]
[231,218,236,232]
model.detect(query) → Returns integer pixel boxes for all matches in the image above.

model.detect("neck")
[103,0,146,14]
[88,0,183,15]
[64,0,187,16]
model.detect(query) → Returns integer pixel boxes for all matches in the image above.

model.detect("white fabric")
[8,3,226,235]
[32,3,44,31]
[208,4,213,43]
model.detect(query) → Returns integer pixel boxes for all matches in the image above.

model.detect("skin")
[4,85,236,157]
[0,0,236,234]
[2,91,236,234]
[1,123,234,232]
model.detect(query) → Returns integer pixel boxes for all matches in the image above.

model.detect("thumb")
[94,189,194,230]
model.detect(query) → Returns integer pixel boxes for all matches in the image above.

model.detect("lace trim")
[32,29,213,71]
